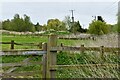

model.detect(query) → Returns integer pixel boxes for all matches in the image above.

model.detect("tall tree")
[34,22,42,31]
[69,21,83,33]
[23,14,35,32]
[11,14,24,31]
[2,14,35,32]
[63,16,71,30]
[42,24,47,31]
[2,19,12,30]
[76,21,83,32]
[88,20,110,35]
[58,21,67,31]
[47,19,67,31]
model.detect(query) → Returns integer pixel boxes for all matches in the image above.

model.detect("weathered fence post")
[81,44,85,53]
[38,42,42,49]
[42,42,47,79]
[11,40,14,49]
[61,43,63,47]
[100,46,104,60]
[47,34,57,78]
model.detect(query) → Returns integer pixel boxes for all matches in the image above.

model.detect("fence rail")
[58,37,92,40]
[51,46,119,53]
[1,61,42,67]
[0,41,42,49]
[0,49,46,55]
[50,64,119,69]
[1,34,120,78]
[2,71,41,78]
[1,42,47,78]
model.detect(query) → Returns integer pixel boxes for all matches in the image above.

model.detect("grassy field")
[1,34,119,78]
[2,34,92,50]
[2,35,47,50]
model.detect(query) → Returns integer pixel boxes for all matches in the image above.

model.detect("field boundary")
[1,34,120,78]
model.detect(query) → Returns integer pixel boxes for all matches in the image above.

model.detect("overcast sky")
[0,0,119,28]
[0,0,118,2]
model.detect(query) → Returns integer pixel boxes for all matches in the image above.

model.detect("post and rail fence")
[0,34,119,78]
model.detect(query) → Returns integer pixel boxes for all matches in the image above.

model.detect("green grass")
[2,51,119,78]
[1,34,119,78]
[2,34,91,50]
[56,51,119,78]
[2,35,48,50]
[2,55,42,78]
[2,35,48,43]
[2,55,42,63]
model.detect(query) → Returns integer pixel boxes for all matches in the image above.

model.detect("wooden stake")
[42,43,47,79]
[47,34,57,78]
[11,40,14,49]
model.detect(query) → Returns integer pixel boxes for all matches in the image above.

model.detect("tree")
[47,19,67,31]
[88,20,110,35]
[76,21,83,32]
[69,21,83,33]
[23,14,35,32]
[2,19,12,30]
[2,14,35,32]
[107,24,118,33]
[47,19,60,31]
[34,22,42,31]
[97,16,104,22]
[42,24,47,31]
[11,14,24,31]
[63,16,71,30]
[63,16,85,33]
[58,21,67,31]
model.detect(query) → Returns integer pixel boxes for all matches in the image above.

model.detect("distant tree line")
[2,14,87,33]
[1,14,118,35]
[2,14,35,32]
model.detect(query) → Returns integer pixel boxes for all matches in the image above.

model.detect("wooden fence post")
[100,46,104,60]
[11,40,14,49]
[47,34,57,78]
[61,43,63,47]
[42,42,47,79]
[81,44,85,53]
[38,42,42,49]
